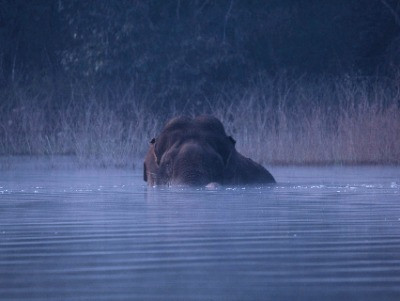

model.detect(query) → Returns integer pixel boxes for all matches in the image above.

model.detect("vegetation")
[1,75,399,167]
[0,1,399,167]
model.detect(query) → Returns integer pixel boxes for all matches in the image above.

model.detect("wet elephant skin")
[144,115,275,186]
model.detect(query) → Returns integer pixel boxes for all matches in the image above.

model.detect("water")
[1,163,400,300]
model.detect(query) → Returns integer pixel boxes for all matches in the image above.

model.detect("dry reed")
[0,76,399,167]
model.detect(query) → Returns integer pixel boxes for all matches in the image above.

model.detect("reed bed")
[0,76,399,168]
[213,97,400,165]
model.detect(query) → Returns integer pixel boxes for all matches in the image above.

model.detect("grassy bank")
[0,76,399,168]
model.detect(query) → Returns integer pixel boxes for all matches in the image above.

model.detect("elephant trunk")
[171,142,224,186]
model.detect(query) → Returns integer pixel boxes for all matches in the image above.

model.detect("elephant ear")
[149,137,160,166]
[144,138,158,182]
[222,135,236,166]
[143,162,147,182]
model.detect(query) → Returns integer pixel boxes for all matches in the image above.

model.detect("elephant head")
[144,116,235,186]
[144,115,275,186]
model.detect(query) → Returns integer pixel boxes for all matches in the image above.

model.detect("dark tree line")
[0,0,399,103]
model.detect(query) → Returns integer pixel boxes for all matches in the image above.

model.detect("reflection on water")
[1,165,400,300]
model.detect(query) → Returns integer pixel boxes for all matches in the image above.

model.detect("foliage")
[1,0,399,102]
[0,76,399,167]
[0,1,400,167]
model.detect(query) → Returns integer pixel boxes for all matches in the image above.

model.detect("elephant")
[143,115,275,186]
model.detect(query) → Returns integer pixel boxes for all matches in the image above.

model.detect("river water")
[1,162,399,300]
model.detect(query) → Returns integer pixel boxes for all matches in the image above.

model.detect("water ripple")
[1,166,400,300]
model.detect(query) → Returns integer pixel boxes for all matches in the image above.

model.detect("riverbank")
[1,76,399,168]
[1,155,399,174]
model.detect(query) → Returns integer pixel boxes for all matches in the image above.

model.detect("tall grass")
[212,96,400,165]
[0,75,399,167]
[211,76,400,165]
[0,94,160,168]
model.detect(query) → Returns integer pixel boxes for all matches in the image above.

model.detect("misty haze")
[1,1,400,300]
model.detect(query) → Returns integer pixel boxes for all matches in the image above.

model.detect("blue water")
[1,164,400,300]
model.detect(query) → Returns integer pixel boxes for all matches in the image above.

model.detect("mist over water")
[1,164,400,300]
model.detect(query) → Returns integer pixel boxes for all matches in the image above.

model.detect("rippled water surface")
[1,163,400,300]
